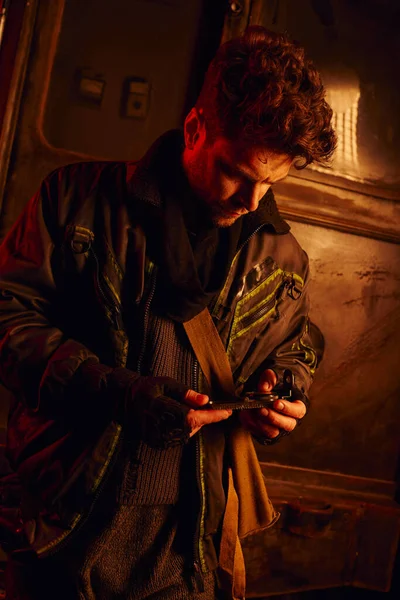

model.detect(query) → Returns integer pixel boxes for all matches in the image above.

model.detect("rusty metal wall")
[259,220,400,481]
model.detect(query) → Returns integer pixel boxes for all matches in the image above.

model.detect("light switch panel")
[123,77,150,119]
[75,68,106,106]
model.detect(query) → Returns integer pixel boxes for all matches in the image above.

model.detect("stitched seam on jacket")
[227,270,304,354]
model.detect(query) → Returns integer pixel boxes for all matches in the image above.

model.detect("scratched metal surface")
[257,220,400,482]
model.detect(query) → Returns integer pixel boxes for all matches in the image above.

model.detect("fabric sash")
[183,308,278,600]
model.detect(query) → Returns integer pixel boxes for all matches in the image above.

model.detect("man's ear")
[184,107,205,149]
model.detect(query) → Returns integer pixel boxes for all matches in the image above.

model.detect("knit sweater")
[73,305,218,599]
[118,311,196,506]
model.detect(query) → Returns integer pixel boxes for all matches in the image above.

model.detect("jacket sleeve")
[0,173,190,449]
[267,280,324,407]
[0,171,116,416]
[245,267,324,445]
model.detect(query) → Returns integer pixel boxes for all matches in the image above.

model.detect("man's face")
[183,111,293,227]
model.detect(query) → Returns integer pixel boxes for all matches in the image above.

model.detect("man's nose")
[243,183,269,212]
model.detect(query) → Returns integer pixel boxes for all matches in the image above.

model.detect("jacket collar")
[126,129,290,236]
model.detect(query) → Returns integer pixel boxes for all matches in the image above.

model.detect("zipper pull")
[193,561,205,592]
[287,276,302,300]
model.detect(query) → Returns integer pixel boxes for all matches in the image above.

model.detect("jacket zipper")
[192,358,206,591]
[193,433,206,591]
[239,295,276,330]
[229,272,303,343]
[211,226,264,319]
[136,264,157,375]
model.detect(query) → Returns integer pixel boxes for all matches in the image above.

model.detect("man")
[0,26,336,599]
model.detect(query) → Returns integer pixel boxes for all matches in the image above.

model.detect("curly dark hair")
[196,26,337,168]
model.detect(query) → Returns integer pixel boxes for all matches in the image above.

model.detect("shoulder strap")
[183,307,279,600]
[183,308,245,599]
[183,307,234,397]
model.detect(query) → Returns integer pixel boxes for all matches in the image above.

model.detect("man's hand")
[125,375,232,447]
[184,390,232,437]
[239,369,306,439]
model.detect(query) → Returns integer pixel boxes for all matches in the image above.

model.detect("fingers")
[272,399,306,419]
[186,407,232,437]
[239,400,306,439]
[256,408,297,433]
[257,369,277,392]
[184,389,210,408]
[184,389,233,437]
[240,409,280,439]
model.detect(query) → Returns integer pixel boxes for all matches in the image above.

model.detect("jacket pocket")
[65,224,123,331]
[226,268,304,366]
[227,268,283,351]
[63,224,128,367]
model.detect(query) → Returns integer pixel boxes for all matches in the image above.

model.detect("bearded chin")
[209,207,238,228]
[214,217,237,228]
[185,161,238,228]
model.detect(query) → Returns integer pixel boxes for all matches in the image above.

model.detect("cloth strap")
[184,308,279,600]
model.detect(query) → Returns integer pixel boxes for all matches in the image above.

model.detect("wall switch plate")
[122,77,150,119]
[75,68,106,106]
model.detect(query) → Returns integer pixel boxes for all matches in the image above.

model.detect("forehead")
[210,136,293,180]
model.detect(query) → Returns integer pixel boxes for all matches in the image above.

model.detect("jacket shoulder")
[258,227,309,278]
[44,161,128,197]
[37,161,132,231]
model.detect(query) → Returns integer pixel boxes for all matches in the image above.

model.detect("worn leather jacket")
[0,132,321,572]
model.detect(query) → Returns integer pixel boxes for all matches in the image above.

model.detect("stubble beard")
[208,198,244,228]
[210,211,239,228]
[185,157,240,228]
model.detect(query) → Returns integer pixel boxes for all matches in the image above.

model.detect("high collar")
[126,129,290,236]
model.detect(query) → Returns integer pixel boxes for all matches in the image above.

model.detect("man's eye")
[228,174,240,182]
[221,164,240,181]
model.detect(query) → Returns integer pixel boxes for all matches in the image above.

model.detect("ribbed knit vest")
[119,310,197,505]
